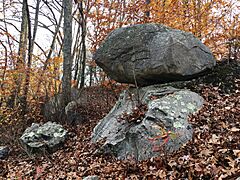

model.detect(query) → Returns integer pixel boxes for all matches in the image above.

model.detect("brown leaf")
[218,149,228,153]
[209,134,220,144]
[168,160,177,167]
[226,156,235,168]
[222,167,237,176]
[194,164,202,172]
[230,127,240,132]
[156,169,167,178]
[233,150,240,157]
[199,149,213,157]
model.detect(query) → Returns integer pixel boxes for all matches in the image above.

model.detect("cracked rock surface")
[92,85,204,161]
[94,23,216,86]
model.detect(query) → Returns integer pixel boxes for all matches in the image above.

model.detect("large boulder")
[94,23,216,86]
[20,122,67,153]
[92,85,204,161]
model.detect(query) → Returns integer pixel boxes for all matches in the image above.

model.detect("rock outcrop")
[92,85,204,161]
[20,122,67,153]
[94,23,216,86]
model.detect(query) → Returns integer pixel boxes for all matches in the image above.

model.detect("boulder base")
[92,85,204,161]
[94,23,216,86]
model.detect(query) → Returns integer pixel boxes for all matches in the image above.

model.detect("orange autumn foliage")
[88,0,239,60]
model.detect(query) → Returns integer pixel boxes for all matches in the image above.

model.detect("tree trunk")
[21,0,32,114]
[0,40,7,106]
[7,0,28,108]
[145,0,150,18]
[62,0,73,106]
[182,0,189,30]
[44,9,63,71]
[79,2,87,89]
[36,8,63,95]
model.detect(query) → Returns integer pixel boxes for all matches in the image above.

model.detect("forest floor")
[0,60,240,179]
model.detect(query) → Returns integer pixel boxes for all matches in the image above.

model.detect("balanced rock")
[92,85,204,161]
[94,23,216,86]
[20,121,67,153]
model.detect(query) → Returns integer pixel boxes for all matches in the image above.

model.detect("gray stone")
[92,85,204,161]
[0,146,9,159]
[83,175,99,180]
[43,88,80,121]
[94,23,216,86]
[65,100,81,123]
[20,122,67,153]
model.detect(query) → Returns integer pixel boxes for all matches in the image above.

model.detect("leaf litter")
[1,60,240,179]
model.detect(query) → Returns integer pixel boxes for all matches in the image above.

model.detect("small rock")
[65,101,84,124]
[43,88,80,121]
[20,121,67,153]
[83,175,99,180]
[0,146,9,159]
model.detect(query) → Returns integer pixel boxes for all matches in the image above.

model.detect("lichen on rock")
[20,121,67,154]
[92,85,204,161]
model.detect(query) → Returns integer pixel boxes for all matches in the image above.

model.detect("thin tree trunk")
[72,11,82,84]
[0,40,7,106]
[182,0,189,30]
[43,9,63,71]
[162,0,166,23]
[145,0,150,18]
[7,0,28,108]
[2,0,14,60]
[36,9,63,95]
[62,0,73,106]
[79,2,87,89]
[73,41,82,82]
[89,66,93,86]
[29,0,40,60]
[197,0,202,39]
[21,0,32,113]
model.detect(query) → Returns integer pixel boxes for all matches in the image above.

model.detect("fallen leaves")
[209,134,221,144]
[1,62,240,179]
[199,149,213,157]
[230,127,240,132]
